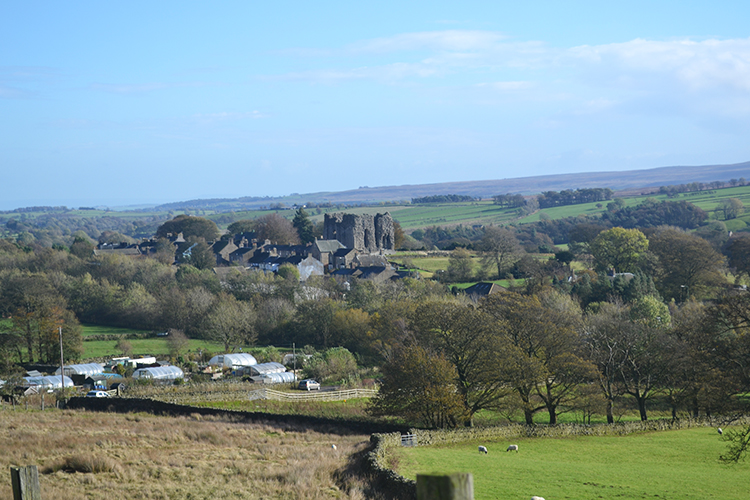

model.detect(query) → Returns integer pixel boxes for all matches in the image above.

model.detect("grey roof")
[314,239,345,253]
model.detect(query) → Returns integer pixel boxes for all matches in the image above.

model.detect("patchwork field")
[395,427,750,500]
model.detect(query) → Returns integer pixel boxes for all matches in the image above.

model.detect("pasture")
[395,427,750,500]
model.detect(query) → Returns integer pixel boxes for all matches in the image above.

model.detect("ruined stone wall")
[324,212,395,252]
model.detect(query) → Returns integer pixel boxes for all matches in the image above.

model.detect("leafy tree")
[369,344,468,428]
[480,226,522,279]
[227,219,257,235]
[304,347,358,384]
[648,228,726,301]
[726,235,750,279]
[717,198,744,220]
[70,235,95,260]
[446,248,474,282]
[412,301,514,425]
[156,215,220,241]
[590,227,648,273]
[393,221,406,249]
[292,207,316,244]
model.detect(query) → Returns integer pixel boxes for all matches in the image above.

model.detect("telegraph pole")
[59,326,65,404]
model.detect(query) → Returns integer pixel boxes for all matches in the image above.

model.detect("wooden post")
[10,465,41,500]
[417,473,473,500]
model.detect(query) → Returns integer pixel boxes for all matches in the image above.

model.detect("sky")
[2,1,750,210]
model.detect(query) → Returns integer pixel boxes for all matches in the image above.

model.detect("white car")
[298,379,321,391]
[85,390,110,398]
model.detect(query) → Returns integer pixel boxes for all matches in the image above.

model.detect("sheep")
[530,497,545,500]
[506,444,519,452]
[478,445,488,454]
[718,428,723,435]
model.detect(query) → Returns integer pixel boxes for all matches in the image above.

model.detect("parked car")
[298,379,320,391]
[85,390,110,398]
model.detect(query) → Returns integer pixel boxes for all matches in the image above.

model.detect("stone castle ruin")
[323,212,395,253]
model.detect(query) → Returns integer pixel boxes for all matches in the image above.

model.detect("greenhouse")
[55,363,105,377]
[247,362,286,376]
[23,375,74,389]
[208,353,257,369]
[259,372,297,384]
[132,365,184,381]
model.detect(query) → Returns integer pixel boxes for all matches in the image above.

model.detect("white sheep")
[530,496,545,500]
[506,444,519,452]
[478,445,488,454]
[718,428,723,435]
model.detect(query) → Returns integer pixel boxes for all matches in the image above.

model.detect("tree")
[369,344,468,428]
[590,227,648,273]
[393,221,406,249]
[480,226,522,279]
[227,219,257,235]
[70,234,95,260]
[648,228,726,302]
[202,293,257,351]
[481,292,595,425]
[726,235,750,278]
[304,347,358,384]
[178,237,215,270]
[167,329,190,359]
[292,207,315,244]
[717,198,744,220]
[446,248,474,282]
[412,301,514,425]
[255,213,300,244]
[156,215,220,241]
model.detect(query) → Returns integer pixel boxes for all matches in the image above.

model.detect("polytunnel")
[23,375,75,389]
[248,362,286,376]
[260,372,297,384]
[132,365,184,381]
[208,353,257,369]
[55,363,104,377]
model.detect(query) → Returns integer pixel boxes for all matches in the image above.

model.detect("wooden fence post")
[417,473,473,500]
[10,465,41,500]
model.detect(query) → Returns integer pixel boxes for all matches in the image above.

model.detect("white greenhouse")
[23,375,74,389]
[259,372,297,384]
[132,365,184,381]
[55,363,104,377]
[248,362,286,377]
[208,353,257,369]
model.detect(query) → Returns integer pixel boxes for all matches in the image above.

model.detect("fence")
[248,387,377,402]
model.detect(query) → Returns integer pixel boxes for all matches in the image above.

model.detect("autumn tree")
[648,228,726,301]
[480,226,522,279]
[446,248,474,282]
[255,213,300,244]
[202,293,257,351]
[369,344,468,428]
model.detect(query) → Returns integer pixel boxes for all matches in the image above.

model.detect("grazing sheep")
[530,497,545,500]
[718,428,723,435]
[506,444,519,452]
[478,445,488,454]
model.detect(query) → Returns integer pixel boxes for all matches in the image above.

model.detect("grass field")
[395,427,750,500]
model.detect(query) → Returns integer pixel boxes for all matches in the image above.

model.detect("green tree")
[590,227,648,273]
[156,215,220,241]
[292,207,315,244]
[304,347,358,384]
[446,248,474,282]
[717,198,744,220]
[648,228,726,301]
[70,235,95,260]
[227,219,257,235]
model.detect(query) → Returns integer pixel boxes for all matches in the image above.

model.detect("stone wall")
[324,212,395,252]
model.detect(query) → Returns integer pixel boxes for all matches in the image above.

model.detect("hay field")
[0,408,374,500]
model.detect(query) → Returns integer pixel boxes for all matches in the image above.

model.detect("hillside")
[154,160,750,211]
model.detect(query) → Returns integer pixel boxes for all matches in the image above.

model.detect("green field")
[396,427,750,500]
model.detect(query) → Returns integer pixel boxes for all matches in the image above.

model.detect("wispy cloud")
[350,30,509,53]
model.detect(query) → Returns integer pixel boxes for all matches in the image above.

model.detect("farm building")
[23,375,74,389]
[244,362,296,384]
[55,363,104,377]
[258,372,297,384]
[132,365,184,381]
[208,353,258,369]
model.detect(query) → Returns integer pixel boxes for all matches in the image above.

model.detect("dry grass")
[0,407,377,499]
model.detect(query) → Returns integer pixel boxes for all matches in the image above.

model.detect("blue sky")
[2,1,750,209]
